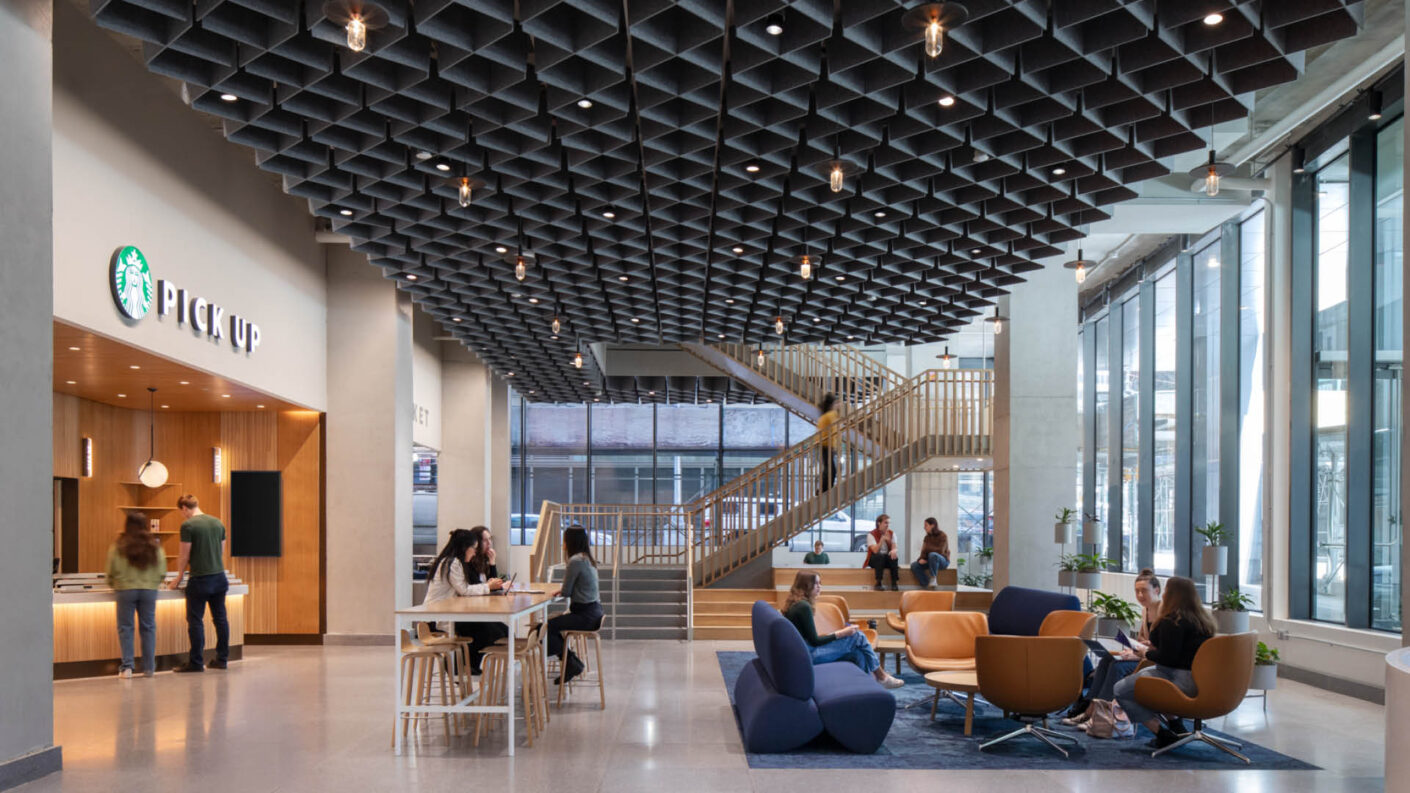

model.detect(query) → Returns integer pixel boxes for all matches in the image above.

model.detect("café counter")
[53,574,247,678]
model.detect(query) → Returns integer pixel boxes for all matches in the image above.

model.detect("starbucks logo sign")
[110,245,154,320]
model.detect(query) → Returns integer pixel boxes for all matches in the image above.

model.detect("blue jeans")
[1115,665,1196,726]
[185,573,230,667]
[810,632,880,674]
[116,589,157,674]
[1089,656,1140,701]
[909,552,950,586]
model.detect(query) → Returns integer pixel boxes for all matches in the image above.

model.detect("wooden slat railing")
[531,369,992,586]
[708,343,904,408]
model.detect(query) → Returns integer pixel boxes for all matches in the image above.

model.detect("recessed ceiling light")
[847,335,855,340]
[577,98,593,109]
[874,211,886,218]
[551,334,559,340]
[161,404,169,409]
[452,317,462,322]
[435,162,451,171]
[745,163,761,173]
[129,365,140,370]
[937,95,956,107]
[631,317,641,323]
[65,380,76,385]
[919,301,928,306]
[732,246,744,254]
[1051,167,1066,176]
[68,346,80,351]
[973,151,990,163]
[813,317,821,323]
[512,292,523,298]
[528,390,536,395]
[602,210,616,219]
[221,394,231,398]
[718,333,726,339]
[494,246,509,255]
[648,390,656,395]
[725,299,735,304]
[219,93,238,102]
[1203,12,1223,25]
[835,275,845,281]
[339,209,353,216]
[583,381,591,386]
[619,275,629,282]
[117,393,127,398]
[179,381,189,385]
[415,151,433,161]
[256,404,265,409]
[507,372,515,377]
[765,13,784,35]
[528,297,539,304]
[406,274,417,280]
[971,248,982,255]
[594,397,601,402]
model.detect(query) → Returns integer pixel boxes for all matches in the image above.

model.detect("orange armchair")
[886,590,956,633]
[1038,610,1097,639]
[816,595,876,645]
[1134,632,1256,763]
[975,635,1087,757]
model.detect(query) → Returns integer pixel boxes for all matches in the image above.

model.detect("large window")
[1373,118,1403,632]
[1192,241,1221,544]
[1153,270,1177,574]
[1239,211,1267,610]
[1120,298,1139,571]
[1313,153,1350,624]
[1093,316,1110,559]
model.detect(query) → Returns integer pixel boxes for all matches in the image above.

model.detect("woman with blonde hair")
[781,571,904,689]
[1113,576,1217,748]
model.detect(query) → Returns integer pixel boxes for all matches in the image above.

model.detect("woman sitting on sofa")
[781,571,904,689]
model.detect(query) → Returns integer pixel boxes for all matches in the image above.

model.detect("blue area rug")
[716,651,1317,771]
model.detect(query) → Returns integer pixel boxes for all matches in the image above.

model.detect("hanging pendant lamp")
[137,387,168,488]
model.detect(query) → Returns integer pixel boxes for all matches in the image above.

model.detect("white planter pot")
[1082,520,1102,546]
[1054,522,1075,544]
[1096,617,1127,638]
[1249,664,1278,691]
[1214,609,1249,634]
[1075,571,1103,590]
[1202,545,1228,576]
[1057,570,1076,588]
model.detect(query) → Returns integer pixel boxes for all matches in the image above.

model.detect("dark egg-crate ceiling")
[91,0,1365,402]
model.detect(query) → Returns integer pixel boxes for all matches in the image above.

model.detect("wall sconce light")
[212,447,223,484]
[81,437,92,478]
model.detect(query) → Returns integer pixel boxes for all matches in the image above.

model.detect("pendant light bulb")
[800,254,812,281]
[941,346,954,369]
[514,255,526,281]
[346,14,367,52]
[756,349,765,367]
[924,19,944,58]
[1204,163,1220,197]
[1075,262,1087,284]
[775,316,785,335]
[551,316,561,335]
[137,387,168,488]
[829,164,844,193]
[458,177,472,208]
[573,351,583,369]
[989,314,1004,335]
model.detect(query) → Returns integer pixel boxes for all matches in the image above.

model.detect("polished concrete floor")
[25,641,1385,793]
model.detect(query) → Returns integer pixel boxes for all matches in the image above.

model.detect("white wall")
[411,308,442,451]
[50,3,327,411]
[0,0,59,783]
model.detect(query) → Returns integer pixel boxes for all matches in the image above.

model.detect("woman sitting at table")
[548,526,602,685]
[1062,568,1161,726]
[782,571,904,689]
[423,527,506,675]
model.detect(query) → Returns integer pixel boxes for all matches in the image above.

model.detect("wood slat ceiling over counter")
[53,321,306,413]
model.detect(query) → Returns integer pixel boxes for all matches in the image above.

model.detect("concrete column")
[907,470,959,562]
[324,248,413,639]
[993,262,1079,591]
[0,0,60,786]
[437,348,513,575]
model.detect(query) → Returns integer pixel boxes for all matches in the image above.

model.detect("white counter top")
[54,584,249,604]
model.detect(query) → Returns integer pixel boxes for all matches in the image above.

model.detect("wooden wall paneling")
[276,411,322,634]
[76,398,141,571]
[53,393,80,478]
[222,411,280,633]
[53,597,245,663]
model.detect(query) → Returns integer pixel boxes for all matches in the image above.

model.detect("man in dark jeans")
[168,494,229,672]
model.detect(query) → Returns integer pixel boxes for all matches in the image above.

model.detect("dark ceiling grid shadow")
[89,0,1367,402]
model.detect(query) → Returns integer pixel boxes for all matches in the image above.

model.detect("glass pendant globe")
[138,459,169,488]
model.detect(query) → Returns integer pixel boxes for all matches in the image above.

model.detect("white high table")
[394,592,555,756]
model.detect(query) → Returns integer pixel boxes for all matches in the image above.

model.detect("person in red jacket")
[865,515,900,591]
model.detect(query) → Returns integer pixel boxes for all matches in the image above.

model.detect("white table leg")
[507,614,516,756]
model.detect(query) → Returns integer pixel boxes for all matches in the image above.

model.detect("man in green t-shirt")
[169,494,229,672]
[803,540,831,565]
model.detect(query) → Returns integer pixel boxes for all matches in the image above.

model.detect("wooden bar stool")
[393,629,458,744]
[416,623,476,728]
[556,629,606,709]
[476,623,548,747]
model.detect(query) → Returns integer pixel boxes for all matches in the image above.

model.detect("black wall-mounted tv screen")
[230,470,282,557]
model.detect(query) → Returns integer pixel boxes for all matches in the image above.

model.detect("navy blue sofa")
[733,601,896,753]
[987,586,1082,636]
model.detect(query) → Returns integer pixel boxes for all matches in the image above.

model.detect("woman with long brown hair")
[781,571,904,689]
[1114,576,1217,747]
[1063,568,1162,726]
[106,513,166,678]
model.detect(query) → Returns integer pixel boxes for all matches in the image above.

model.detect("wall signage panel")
[109,245,263,353]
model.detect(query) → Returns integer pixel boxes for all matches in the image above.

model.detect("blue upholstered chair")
[733,601,895,753]
[987,586,1082,636]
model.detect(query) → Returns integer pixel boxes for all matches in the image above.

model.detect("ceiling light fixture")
[937,95,956,107]
[68,346,80,351]
[756,349,765,367]
[1051,167,1066,176]
[137,388,168,488]
[457,177,472,207]
[732,246,744,254]
[573,351,584,369]
[970,248,982,255]
[435,162,451,172]
[829,163,845,193]
[1063,248,1093,284]
[835,275,845,281]
[745,162,761,173]
[495,245,508,254]
[179,381,189,385]
[765,13,784,36]
[339,209,353,216]
[1291,146,1307,175]
[938,347,955,369]
[515,254,527,281]
[415,151,433,161]
[602,209,616,219]
[874,211,887,218]
[219,93,238,102]
[528,297,539,304]
[726,299,735,304]
[551,316,561,334]
[799,253,813,281]
[631,317,641,323]
[903,3,970,59]
[986,310,1008,335]
[1369,90,1384,121]
[1203,12,1223,25]
[619,275,629,282]
[577,98,593,109]
[775,316,786,335]
[129,365,140,370]
[117,393,127,398]
[452,317,462,322]
[65,380,76,385]
[1191,150,1233,197]
[406,274,417,280]
[323,0,387,52]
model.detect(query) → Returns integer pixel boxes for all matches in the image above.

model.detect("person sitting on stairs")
[865,515,900,591]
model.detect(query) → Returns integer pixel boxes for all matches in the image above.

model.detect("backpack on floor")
[1085,699,1135,739]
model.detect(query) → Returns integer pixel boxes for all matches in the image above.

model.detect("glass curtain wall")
[1121,298,1140,571]
[589,404,654,505]
[1093,317,1110,559]
[1239,211,1267,609]
[1076,330,1084,512]
[1191,242,1221,542]
[1373,118,1404,631]
[1313,153,1351,624]
[1153,271,1178,574]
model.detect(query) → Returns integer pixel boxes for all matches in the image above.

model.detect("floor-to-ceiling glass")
[654,404,720,506]
[1076,330,1084,513]
[1153,269,1177,574]
[589,403,654,505]
[1192,243,1221,559]
[1373,118,1404,631]
[1239,212,1267,610]
[1121,298,1140,571]
[1314,153,1351,623]
[1094,317,1110,559]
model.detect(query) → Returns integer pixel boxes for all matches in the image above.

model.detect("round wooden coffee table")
[924,670,980,735]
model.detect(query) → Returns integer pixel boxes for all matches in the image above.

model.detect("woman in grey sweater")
[548,525,602,684]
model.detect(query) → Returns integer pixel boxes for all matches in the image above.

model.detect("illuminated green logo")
[110,245,153,320]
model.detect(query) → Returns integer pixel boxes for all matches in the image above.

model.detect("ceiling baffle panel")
[91,0,1366,402]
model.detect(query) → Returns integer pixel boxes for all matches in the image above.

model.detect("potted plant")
[1213,588,1253,633]
[1057,553,1080,588]
[1250,641,1279,691]
[1081,512,1103,546]
[977,545,994,571]
[1074,553,1113,590]
[1054,507,1077,544]
[1091,591,1141,637]
[1196,521,1230,577]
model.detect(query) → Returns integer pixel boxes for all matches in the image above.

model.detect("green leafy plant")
[1090,591,1141,625]
[1057,553,1081,572]
[960,571,993,588]
[1083,512,1102,524]
[978,546,994,560]
[1055,507,1076,524]
[1255,641,1280,666]
[1074,553,1114,573]
[1195,521,1229,546]
[1215,588,1253,612]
